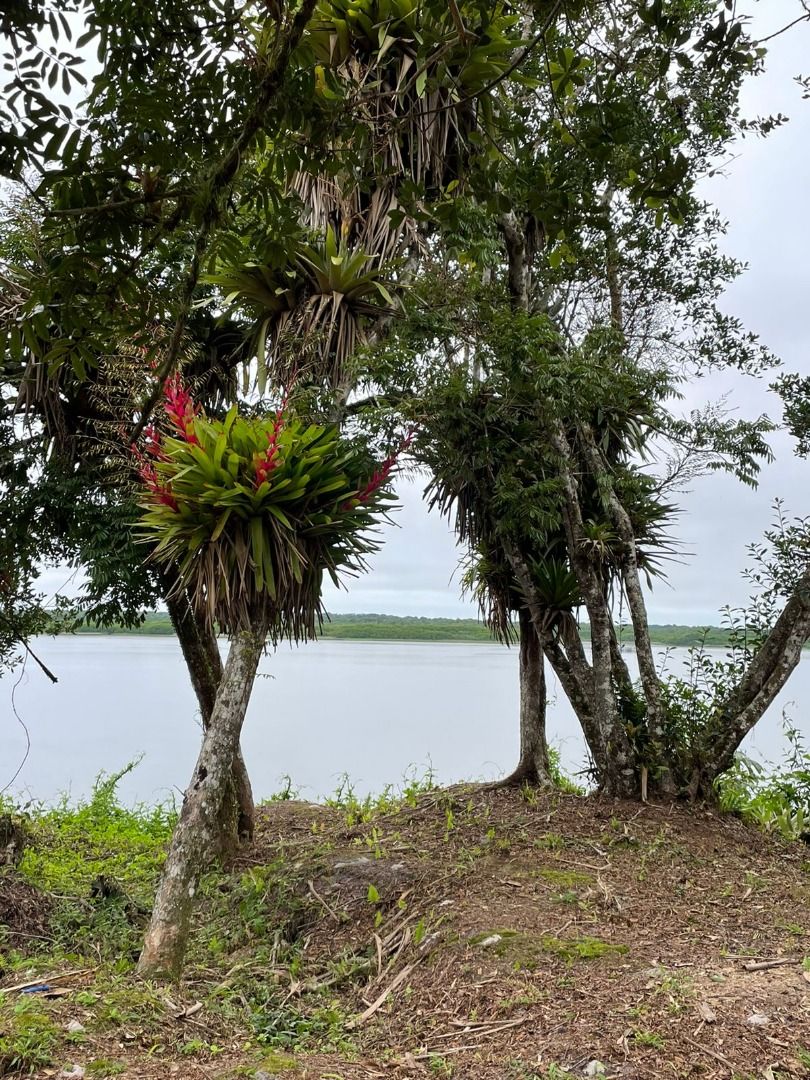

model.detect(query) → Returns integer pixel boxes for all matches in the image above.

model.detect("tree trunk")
[496,609,551,787]
[577,421,672,790]
[137,626,266,980]
[547,423,637,793]
[165,590,255,850]
[688,567,810,797]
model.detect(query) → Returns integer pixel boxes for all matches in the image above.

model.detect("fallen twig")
[408,1044,481,1059]
[742,957,800,972]
[684,1035,736,1070]
[427,1016,527,1041]
[0,967,95,994]
[348,962,416,1027]
[308,879,341,921]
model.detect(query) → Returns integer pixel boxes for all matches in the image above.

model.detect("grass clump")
[632,1030,665,1049]
[534,869,592,888]
[540,935,628,962]
[325,766,437,825]
[86,1059,126,1077]
[469,930,627,968]
[252,1001,353,1054]
[548,748,583,795]
[3,763,175,966]
[16,762,175,900]
[716,724,810,842]
[0,999,59,1075]
[533,833,566,851]
[257,1049,298,1071]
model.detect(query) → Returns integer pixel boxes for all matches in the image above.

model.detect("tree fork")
[165,589,255,850]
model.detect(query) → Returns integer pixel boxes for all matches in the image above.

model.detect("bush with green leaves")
[716,724,810,842]
[14,762,175,899]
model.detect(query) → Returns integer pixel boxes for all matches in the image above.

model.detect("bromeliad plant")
[206,225,396,391]
[135,375,401,640]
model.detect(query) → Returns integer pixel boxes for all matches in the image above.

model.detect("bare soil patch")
[3,790,809,1079]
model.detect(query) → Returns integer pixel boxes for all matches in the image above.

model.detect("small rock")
[477,934,503,948]
[418,931,442,953]
[59,1067,85,1079]
[585,1063,606,1077]
[66,1020,85,1034]
[332,857,371,870]
[696,1001,717,1024]
[746,1011,770,1028]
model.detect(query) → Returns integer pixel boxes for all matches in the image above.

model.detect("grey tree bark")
[577,422,672,793]
[493,608,551,787]
[137,626,266,979]
[165,588,255,850]
[690,567,810,796]
[487,194,810,802]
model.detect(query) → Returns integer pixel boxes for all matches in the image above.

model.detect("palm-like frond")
[530,558,582,635]
[461,545,518,643]
[205,225,396,390]
[289,0,523,289]
[302,0,520,196]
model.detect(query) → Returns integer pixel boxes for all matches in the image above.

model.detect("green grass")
[0,999,59,1074]
[469,930,628,967]
[1,763,176,969]
[14,763,175,899]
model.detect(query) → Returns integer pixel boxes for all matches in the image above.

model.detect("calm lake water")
[1,636,807,806]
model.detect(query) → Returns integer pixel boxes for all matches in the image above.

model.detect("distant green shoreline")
[72,612,743,648]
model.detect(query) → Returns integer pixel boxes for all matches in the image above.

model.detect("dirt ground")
[3,788,809,1079]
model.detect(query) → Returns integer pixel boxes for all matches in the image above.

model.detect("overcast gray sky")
[320,1,810,623]
[33,2,810,624]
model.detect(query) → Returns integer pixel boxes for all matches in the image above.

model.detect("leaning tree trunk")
[496,609,551,787]
[165,589,255,852]
[137,626,266,980]
[686,567,810,799]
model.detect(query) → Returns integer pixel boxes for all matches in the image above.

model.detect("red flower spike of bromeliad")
[254,395,288,489]
[142,424,169,461]
[163,373,200,445]
[350,427,416,508]
[131,444,178,512]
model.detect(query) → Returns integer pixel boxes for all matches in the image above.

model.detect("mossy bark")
[137,626,266,980]
[165,590,255,852]
[495,610,551,788]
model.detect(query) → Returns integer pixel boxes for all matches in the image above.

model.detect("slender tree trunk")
[496,609,551,787]
[137,626,266,980]
[547,423,637,794]
[575,423,675,793]
[686,568,810,797]
[165,590,255,850]
[502,539,605,782]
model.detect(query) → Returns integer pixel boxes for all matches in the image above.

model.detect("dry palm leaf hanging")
[205,0,523,391]
[204,224,396,390]
[298,0,522,208]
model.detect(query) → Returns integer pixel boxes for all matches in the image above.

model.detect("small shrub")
[716,723,810,841]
